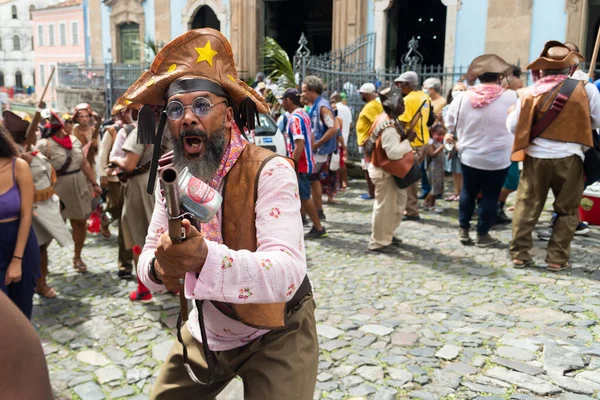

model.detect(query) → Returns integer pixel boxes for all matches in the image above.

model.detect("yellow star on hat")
[195,40,218,67]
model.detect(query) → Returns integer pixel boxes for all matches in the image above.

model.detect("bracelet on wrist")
[12,255,23,260]
[150,257,163,284]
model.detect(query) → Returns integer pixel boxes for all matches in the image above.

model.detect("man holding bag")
[395,71,431,221]
[364,86,413,253]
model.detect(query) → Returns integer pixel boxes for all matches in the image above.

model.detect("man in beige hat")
[444,54,517,246]
[123,29,317,398]
[395,71,431,220]
[507,40,600,272]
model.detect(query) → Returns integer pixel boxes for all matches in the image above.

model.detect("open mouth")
[183,136,204,157]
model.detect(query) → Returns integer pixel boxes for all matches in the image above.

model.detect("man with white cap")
[395,71,432,220]
[356,82,383,200]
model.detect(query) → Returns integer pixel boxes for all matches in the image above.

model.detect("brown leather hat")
[467,54,512,77]
[2,110,31,135]
[111,97,142,116]
[122,28,268,114]
[527,40,585,70]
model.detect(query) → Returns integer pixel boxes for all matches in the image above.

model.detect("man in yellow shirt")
[395,71,431,220]
[356,83,383,199]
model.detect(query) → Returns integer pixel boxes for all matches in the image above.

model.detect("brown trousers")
[510,155,584,265]
[105,181,133,272]
[405,145,428,217]
[151,296,319,400]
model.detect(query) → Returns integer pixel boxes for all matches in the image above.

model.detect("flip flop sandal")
[35,285,57,298]
[547,262,572,272]
[73,258,88,273]
[512,260,535,269]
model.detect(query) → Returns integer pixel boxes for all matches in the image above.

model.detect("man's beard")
[172,125,227,183]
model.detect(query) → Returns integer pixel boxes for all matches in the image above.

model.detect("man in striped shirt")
[281,88,327,239]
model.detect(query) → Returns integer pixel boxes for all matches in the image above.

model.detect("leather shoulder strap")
[530,78,579,142]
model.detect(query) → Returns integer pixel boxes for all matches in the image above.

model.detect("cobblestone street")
[37,180,600,400]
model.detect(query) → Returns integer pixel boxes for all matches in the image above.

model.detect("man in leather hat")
[124,29,317,399]
[507,40,600,272]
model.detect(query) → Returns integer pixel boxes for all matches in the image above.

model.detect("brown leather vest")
[220,144,294,329]
[512,80,594,161]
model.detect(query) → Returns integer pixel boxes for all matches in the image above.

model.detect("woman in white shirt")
[445,55,517,247]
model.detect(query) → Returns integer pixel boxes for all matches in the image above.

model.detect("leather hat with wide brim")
[122,28,268,115]
[467,54,512,77]
[527,40,585,70]
[2,110,31,135]
[111,97,142,116]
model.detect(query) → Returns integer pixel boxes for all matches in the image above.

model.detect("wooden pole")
[24,66,56,147]
[589,27,600,80]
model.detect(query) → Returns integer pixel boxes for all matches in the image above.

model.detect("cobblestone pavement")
[37,179,600,400]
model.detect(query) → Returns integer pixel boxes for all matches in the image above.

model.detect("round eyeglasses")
[165,97,228,120]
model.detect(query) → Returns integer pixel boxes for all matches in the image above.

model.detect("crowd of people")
[0,95,171,318]
[0,23,597,398]
[356,40,598,274]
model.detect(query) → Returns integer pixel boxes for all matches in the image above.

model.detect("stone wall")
[155,0,171,48]
[485,0,533,65]
[55,87,106,115]
[332,0,368,51]
[89,0,104,65]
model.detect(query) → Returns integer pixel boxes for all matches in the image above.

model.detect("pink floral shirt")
[138,135,307,351]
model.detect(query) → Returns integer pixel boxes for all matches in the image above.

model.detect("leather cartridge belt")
[33,186,55,203]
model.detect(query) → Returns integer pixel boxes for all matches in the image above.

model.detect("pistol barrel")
[160,167,183,244]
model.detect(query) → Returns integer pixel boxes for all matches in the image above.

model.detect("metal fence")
[56,64,105,89]
[57,62,149,118]
[294,34,469,158]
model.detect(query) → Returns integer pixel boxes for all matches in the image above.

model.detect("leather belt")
[33,186,54,203]
[211,275,312,322]
[57,168,81,177]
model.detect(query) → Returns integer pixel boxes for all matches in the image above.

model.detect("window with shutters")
[38,25,44,46]
[71,21,79,45]
[59,23,66,46]
[49,24,55,46]
[40,65,45,86]
[13,36,20,51]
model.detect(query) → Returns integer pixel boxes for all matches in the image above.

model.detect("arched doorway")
[264,0,333,59]
[15,71,23,89]
[386,0,446,67]
[119,22,141,64]
[191,5,220,31]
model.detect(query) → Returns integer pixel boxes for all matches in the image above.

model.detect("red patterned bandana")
[51,134,73,150]
[467,84,505,108]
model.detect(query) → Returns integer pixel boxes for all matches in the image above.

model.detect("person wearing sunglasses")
[125,29,317,399]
